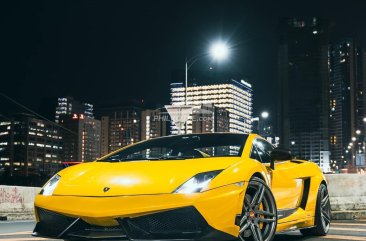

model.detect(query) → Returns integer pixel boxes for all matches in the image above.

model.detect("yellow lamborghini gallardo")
[33,133,331,241]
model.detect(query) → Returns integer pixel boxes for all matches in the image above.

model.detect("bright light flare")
[261,111,269,119]
[210,42,229,60]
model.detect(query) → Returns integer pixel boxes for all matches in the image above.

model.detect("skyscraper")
[191,104,230,134]
[55,97,94,123]
[0,113,63,185]
[170,79,253,134]
[99,106,142,156]
[141,108,170,141]
[60,114,101,162]
[329,39,366,171]
[278,17,330,171]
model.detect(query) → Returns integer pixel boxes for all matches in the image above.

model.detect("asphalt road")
[0,220,365,241]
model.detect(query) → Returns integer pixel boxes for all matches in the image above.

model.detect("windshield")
[100,133,248,162]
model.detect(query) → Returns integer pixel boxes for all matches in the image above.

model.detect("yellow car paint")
[34,133,327,238]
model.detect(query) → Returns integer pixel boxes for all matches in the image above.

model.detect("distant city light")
[356,130,361,135]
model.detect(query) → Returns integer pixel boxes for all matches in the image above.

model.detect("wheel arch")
[250,168,271,186]
[251,172,265,182]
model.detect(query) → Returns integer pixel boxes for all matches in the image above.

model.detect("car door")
[251,138,303,219]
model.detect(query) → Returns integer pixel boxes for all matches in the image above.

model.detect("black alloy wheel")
[300,183,331,236]
[238,177,277,241]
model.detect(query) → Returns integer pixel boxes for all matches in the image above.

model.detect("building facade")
[191,104,230,134]
[329,39,366,171]
[170,79,253,134]
[60,114,101,162]
[141,108,170,141]
[0,114,63,185]
[252,117,279,146]
[55,96,94,123]
[278,17,330,172]
[99,107,142,156]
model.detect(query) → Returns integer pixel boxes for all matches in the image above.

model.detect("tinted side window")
[253,139,274,163]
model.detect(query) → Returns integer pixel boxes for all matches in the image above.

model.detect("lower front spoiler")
[32,206,236,240]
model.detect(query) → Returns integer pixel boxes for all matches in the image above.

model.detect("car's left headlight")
[40,174,60,196]
[174,170,222,194]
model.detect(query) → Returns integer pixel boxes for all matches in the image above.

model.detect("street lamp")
[261,111,269,119]
[166,41,230,135]
[185,41,229,105]
[210,42,229,60]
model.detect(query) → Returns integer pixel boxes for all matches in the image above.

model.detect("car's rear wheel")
[300,183,331,236]
[238,177,277,241]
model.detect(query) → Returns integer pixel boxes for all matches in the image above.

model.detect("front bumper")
[33,183,246,240]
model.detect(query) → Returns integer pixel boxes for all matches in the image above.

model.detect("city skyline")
[1,1,366,119]
[1,1,366,177]
[1,2,366,238]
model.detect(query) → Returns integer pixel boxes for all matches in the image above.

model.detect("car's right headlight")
[40,174,60,196]
[174,170,222,194]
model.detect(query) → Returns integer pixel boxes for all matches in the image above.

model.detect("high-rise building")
[0,113,63,185]
[55,97,94,123]
[329,39,366,171]
[252,117,273,138]
[59,114,101,162]
[278,17,330,171]
[191,104,230,134]
[170,79,253,133]
[99,107,142,156]
[252,117,279,146]
[141,108,170,141]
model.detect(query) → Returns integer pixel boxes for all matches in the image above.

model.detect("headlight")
[174,170,222,194]
[40,174,60,196]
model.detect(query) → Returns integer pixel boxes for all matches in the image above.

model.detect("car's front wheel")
[238,177,277,241]
[300,183,331,236]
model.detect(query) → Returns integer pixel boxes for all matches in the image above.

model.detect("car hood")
[53,157,241,196]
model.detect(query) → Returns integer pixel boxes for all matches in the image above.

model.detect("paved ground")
[0,220,365,241]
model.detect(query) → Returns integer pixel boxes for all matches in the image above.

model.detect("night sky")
[1,1,366,121]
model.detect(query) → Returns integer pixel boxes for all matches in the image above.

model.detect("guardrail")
[325,174,366,220]
[0,174,365,221]
[0,185,40,221]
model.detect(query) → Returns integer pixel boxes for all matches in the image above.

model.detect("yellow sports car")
[33,133,330,241]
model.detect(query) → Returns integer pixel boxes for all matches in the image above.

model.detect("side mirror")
[270,148,292,169]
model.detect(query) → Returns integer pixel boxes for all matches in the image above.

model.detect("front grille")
[33,207,125,239]
[34,206,226,240]
[118,206,209,239]
[87,225,124,232]
[34,207,77,237]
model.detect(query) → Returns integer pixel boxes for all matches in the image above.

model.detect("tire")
[300,183,331,236]
[238,177,277,241]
